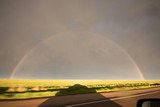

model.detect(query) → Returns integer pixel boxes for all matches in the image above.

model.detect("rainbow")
[10,31,145,80]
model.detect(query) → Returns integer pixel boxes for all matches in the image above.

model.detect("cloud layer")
[0,0,160,79]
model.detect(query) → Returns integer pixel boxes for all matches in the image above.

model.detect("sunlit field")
[0,79,160,99]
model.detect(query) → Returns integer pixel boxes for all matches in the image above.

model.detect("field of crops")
[0,79,160,99]
[1,79,160,87]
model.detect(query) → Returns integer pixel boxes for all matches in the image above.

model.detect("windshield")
[0,0,160,107]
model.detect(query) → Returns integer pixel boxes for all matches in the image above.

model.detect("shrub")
[0,87,9,93]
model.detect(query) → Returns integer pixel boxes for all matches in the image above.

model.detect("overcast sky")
[0,0,160,80]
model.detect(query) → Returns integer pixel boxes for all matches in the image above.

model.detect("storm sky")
[0,0,160,80]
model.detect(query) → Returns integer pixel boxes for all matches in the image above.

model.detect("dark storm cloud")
[0,0,160,79]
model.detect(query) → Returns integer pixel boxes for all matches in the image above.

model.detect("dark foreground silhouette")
[39,84,122,107]
[55,84,96,96]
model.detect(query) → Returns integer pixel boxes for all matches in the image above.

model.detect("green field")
[0,79,160,100]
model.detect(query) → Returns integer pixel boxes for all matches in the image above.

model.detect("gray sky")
[0,0,160,80]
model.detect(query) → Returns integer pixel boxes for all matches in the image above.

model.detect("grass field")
[0,79,160,99]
